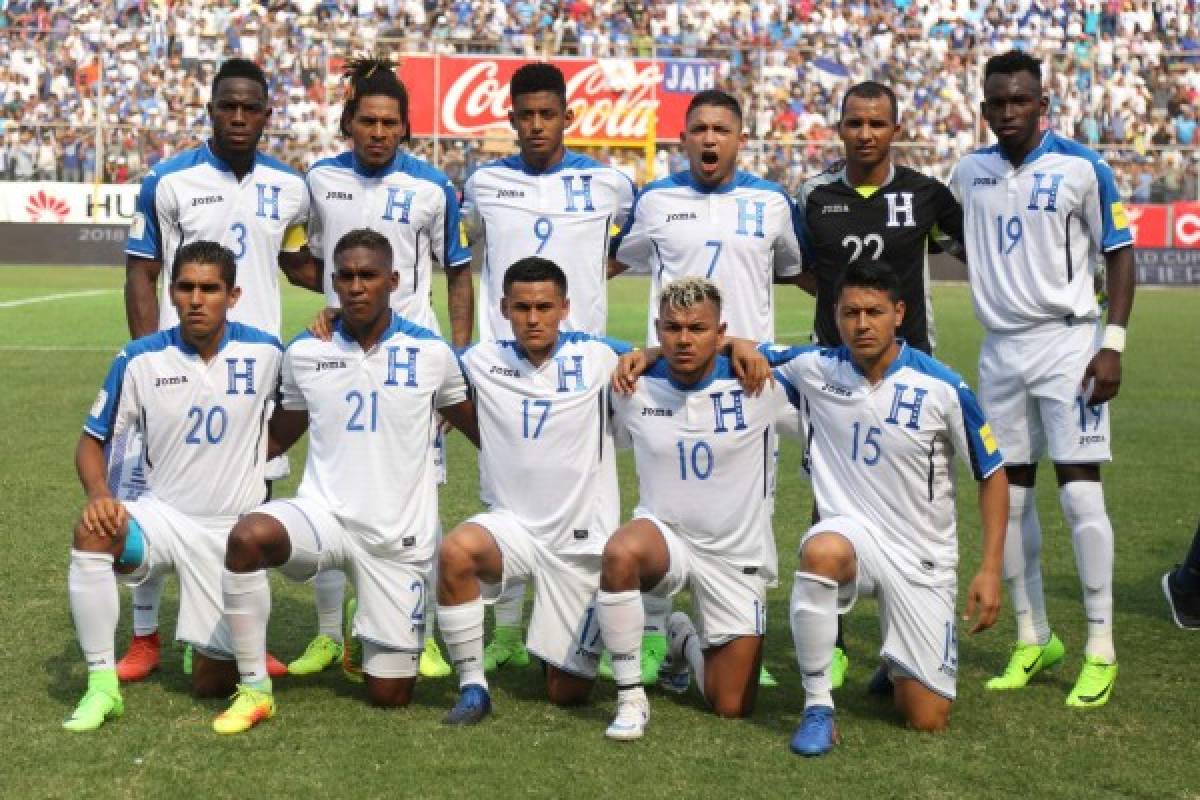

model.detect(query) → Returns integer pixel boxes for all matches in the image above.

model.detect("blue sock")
[1176,519,1200,594]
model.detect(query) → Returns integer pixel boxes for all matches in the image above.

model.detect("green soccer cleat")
[640,633,667,685]
[483,625,530,672]
[759,665,778,688]
[1066,657,1117,708]
[288,634,343,676]
[63,672,123,732]
[213,684,275,735]
[830,646,849,690]
[342,597,363,683]
[986,633,1065,690]
[419,637,453,678]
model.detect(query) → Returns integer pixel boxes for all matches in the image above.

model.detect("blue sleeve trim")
[757,342,818,366]
[228,322,284,351]
[599,336,634,355]
[773,370,804,409]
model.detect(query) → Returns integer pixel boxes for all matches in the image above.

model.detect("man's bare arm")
[446,266,475,349]
[125,256,163,337]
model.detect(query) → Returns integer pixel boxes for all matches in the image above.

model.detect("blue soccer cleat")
[790,705,839,757]
[443,683,492,725]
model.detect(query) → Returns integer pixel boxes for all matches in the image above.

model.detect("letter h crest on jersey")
[226,358,257,395]
[710,389,747,432]
[556,355,585,392]
[385,346,420,387]
[735,198,766,238]
[562,176,595,212]
[256,184,282,220]
[884,384,927,429]
[1027,173,1064,212]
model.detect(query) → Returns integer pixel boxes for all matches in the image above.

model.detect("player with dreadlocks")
[282,55,473,681]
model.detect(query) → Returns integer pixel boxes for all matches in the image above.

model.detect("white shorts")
[979,321,1112,465]
[473,510,603,679]
[803,515,958,700]
[260,498,430,660]
[118,496,237,657]
[639,513,768,648]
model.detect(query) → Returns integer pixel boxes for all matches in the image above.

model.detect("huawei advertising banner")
[331,55,718,143]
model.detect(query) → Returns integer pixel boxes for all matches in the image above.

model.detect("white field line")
[0,345,117,352]
[0,289,118,309]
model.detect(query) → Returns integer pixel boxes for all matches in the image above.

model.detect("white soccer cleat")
[605,692,650,741]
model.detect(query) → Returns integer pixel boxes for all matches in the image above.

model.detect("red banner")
[1170,202,1200,248]
[1127,204,1168,248]
[356,56,705,143]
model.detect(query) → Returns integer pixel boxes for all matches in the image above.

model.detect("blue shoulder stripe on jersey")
[773,369,804,409]
[645,355,734,391]
[757,341,822,367]
[887,343,965,388]
[226,321,284,351]
[84,329,180,440]
[287,329,317,348]
[1036,132,1133,251]
[125,145,213,259]
[381,311,443,342]
[481,149,611,177]
[254,150,303,178]
[309,151,355,173]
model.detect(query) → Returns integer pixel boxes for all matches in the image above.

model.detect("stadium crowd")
[1,0,1199,198]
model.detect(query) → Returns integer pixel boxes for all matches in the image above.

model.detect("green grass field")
[2,268,1198,799]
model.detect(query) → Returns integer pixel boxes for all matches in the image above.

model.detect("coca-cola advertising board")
[335,55,715,143]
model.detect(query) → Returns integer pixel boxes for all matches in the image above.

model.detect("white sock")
[438,598,487,689]
[493,578,526,629]
[597,589,644,688]
[790,571,839,709]
[223,569,271,686]
[1059,481,1116,663]
[642,593,670,637]
[69,550,118,671]
[1003,485,1051,645]
[313,569,345,642]
[131,572,164,636]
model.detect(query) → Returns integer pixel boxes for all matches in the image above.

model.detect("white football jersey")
[614,170,806,345]
[84,323,283,518]
[281,313,467,561]
[767,343,1005,586]
[461,332,629,554]
[126,142,309,337]
[611,356,788,579]
[462,151,635,340]
[306,151,471,332]
[948,131,1133,333]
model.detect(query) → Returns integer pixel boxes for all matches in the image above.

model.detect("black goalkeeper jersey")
[797,163,964,354]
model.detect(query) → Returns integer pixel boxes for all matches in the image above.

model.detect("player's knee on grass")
[365,676,415,708]
[545,665,593,707]
[191,649,238,698]
[225,512,290,571]
[800,532,855,582]
[705,637,761,719]
[894,677,951,732]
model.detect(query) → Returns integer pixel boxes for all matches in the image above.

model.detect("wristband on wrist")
[1101,324,1126,353]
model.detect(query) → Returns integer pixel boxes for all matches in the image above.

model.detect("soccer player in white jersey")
[762,261,1006,756]
[437,257,629,724]
[461,62,634,674]
[597,278,787,740]
[63,242,284,731]
[116,58,313,683]
[949,50,1135,708]
[613,88,807,346]
[212,230,478,734]
[282,57,472,681]
[611,88,806,687]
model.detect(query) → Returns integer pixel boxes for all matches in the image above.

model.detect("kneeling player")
[214,230,478,733]
[438,257,629,723]
[64,242,283,731]
[598,278,785,740]
[766,261,1006,755]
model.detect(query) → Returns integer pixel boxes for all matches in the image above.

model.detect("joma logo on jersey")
[1027,173,1064,212]
[325,191,353,201]
[973,177,998,186]
[641,407,674,417]
[191,195,224,206]
[489,365,520,377]
[821,204,849,214]
[666,212,698,222]
[316,359,348,372]
[820,382,851,397]
[154,375,189,387]
[497,189,525,198]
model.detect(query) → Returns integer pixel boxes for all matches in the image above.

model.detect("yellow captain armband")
[281,224,308,253]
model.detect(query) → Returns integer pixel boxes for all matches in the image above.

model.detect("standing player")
[795,80,965,688]
[461,61,635,672]
[283,57,472,680]
[212,230,478,733]
[117,57,313,682]
[64,242,284,731]
[949,50,1135,707]
[598,278,787,740]
[612,88,806,684]
[436,257,628,724]
[765,261,1006,756]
